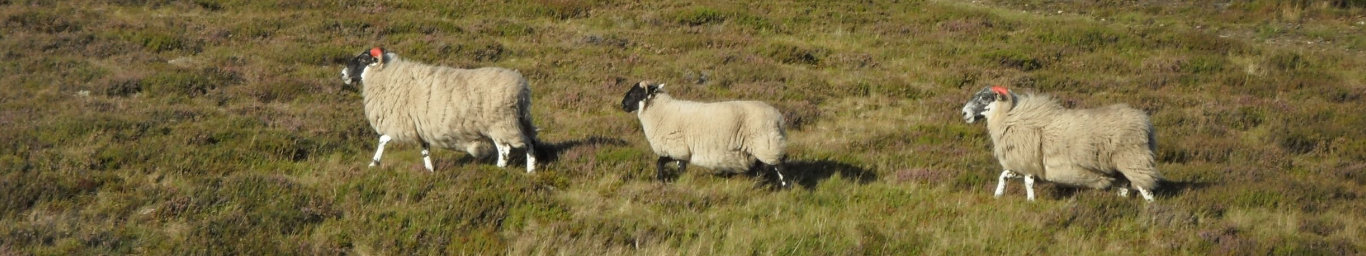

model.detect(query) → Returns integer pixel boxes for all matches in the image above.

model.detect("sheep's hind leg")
[494,141,511,168]
[1117,187,1131,197]
[420,141,434,172]
[994,170,1021,198]
[769,163,789,188]
[369,135,392,168]
[524,143,536,173]
[1136,186,1155,202]
[1024,174,1037,201]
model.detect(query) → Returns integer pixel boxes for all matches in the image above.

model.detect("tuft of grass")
[5,9,83,33]
[758,41,828,66]
[671,7,728,26]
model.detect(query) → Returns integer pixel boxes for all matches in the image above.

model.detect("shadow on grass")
[533,136,628,163]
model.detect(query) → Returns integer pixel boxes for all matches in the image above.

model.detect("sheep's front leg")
[994,170,1020,198]
[420,141,434,172]
[655,157,671,181]
[370,135,392,168]
[1023,174,1037,201]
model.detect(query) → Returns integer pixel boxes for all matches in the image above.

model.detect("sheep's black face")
[621,83,657,112]
[962,87,998,123]
[341,49,379,85]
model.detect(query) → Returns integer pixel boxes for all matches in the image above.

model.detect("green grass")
[3,0,1365,254]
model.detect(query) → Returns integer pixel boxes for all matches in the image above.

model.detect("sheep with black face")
[341,47,538,172]
[621,81,789,186]
[963,86,1162,201]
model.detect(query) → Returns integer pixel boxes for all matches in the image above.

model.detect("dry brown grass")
[1,0,1364,254]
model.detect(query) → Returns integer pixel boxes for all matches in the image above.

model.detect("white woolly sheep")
[620,82,789,186]
[340,47,537,172]
[961,86,1162,202]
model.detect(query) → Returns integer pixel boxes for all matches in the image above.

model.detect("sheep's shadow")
[1038,179,1214,200]
[782,159,878,189]
[533,136,628,164]
[381,136,628,171]
[694,159,876,189]
[1154,179,1214,198]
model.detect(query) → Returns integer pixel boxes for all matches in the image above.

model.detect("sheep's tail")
[1117,123,1162,190]
[754,108,788,166]
[517,80,541,149]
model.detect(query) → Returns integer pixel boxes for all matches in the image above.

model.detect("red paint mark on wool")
[370,47,383,58]
[991,85,1009,95]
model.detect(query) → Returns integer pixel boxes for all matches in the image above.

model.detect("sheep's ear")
[382,52,396,63]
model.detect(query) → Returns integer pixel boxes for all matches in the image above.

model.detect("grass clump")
[759,41,828,66]
[142,68,239,97]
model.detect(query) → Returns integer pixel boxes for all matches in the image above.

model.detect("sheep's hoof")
[1138,188,1156,202]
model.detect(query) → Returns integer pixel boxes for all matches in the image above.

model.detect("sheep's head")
[962,86,1012,123]
[341,47,385,85]
[621,81,662,113]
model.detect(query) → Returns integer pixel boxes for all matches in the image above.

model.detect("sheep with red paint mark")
[341,47,538,172]
[962,86,1162,202]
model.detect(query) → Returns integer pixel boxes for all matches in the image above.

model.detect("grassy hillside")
[3,0,1364,254]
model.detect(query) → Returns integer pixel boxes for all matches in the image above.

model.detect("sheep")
[961,86,1161,202]
[620,81,789,186]
[340,47,538,173]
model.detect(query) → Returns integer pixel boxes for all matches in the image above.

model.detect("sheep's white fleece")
[986,93,1161,191]
[361,53,536,164]
[637,93,786,172]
